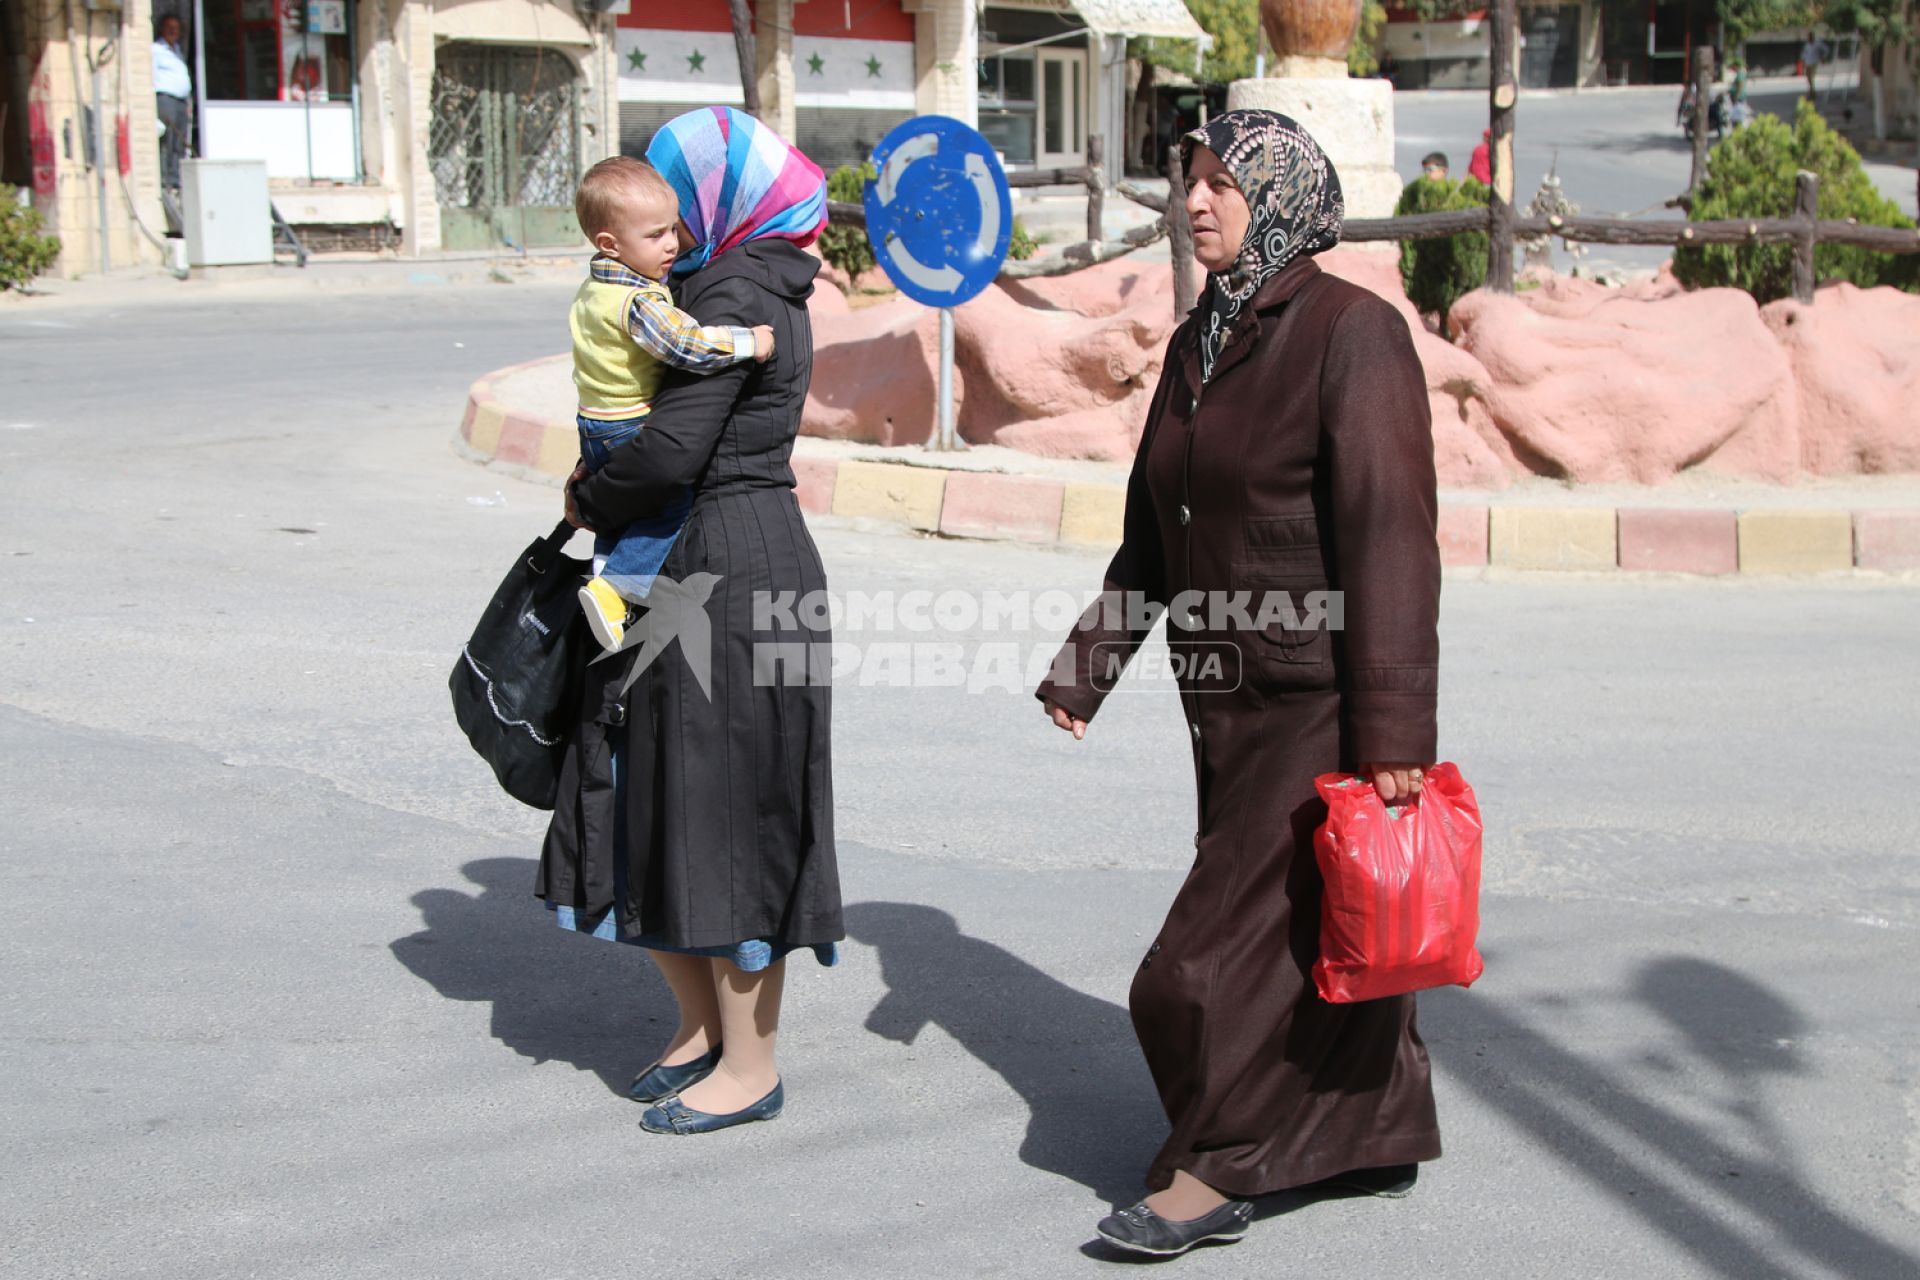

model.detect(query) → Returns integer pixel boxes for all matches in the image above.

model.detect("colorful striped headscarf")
[645,107,827,277]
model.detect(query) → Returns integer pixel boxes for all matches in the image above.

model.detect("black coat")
[538,240,841,950]
[1037,256,1444,1196]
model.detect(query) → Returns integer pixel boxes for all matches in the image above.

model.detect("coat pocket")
[1229,562,1336,691]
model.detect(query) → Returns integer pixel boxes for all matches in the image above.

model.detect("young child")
[569,155,775,651]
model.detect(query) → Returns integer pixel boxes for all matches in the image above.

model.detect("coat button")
[1178,503,1191,526]
[1184,610,1202,630]
[608,703,627,726]
[1189,721,1201,742]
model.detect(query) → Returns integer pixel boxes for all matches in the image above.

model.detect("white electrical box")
[181,159,273,267]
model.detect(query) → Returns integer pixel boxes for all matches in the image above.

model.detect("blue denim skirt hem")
[548,902,839,971]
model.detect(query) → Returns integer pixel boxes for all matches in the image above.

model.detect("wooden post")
[1486,0,1518,294]
[1167,147,1197,318]
[1792,170,1818,303]
[727,0,763,119]
[1086,134,1105,243]
[1689,46,1715,199]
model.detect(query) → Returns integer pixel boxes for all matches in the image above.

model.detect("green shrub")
[1395,175,1489,325]
[0,187,60,291]
[1673,99,1918,303]
[818,163,876,282]
[1347,2,1388,77]
[1009,216,1038,261]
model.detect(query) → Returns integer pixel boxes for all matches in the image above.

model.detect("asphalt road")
[1393,75,1920,279]
[3,281,1919,1279]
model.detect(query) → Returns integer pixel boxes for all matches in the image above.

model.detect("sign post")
[862,116,1013,452]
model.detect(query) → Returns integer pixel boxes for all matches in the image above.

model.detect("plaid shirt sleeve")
[626,280,758,372]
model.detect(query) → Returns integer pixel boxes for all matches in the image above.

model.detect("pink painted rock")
[1760,283,1920,475]
[950,271,1175,458]
[804,296,950,446]
[1448,284,1801,483]
[1000,258,1201,318]
[807,278,851,318]
[1319,248,1512,489]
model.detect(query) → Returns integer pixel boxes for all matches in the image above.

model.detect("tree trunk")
[1133,57,1156,170]
[1486,0,1517,293]
[1167,146,1197,318]
[728,0,762,119]
[1689,46,1714,198]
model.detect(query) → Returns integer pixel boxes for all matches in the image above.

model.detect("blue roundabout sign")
[863,116,1013,309]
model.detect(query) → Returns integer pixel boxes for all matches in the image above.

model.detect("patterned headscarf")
[1180,109,1344,382]
[645,106,828,276]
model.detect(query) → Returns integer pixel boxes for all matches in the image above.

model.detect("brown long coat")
[1036,255,1444,1198]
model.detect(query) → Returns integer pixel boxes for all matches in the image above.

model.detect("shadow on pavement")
[847,901,1166,1208]
[391,856,669,1097]
[1426,954,1917,1280]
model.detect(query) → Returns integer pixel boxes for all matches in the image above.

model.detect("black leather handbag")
[449,520,588,809]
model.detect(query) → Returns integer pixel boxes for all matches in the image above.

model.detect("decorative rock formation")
[1761,283,1920,475]
[1447,283,1802,483]
[802,246,1920,489]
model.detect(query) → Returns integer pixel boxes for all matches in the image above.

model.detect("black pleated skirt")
[538,483,842,954]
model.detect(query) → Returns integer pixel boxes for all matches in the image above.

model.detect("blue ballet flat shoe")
[639,1080,784,1135]
[626,1043,723,1104]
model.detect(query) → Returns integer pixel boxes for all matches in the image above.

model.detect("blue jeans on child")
[577,413,695,601]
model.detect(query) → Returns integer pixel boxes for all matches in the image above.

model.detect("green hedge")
[1395,175,1489,325]
[0,187,60,291]
[817,164,876,282]
[1673,100,1918,303]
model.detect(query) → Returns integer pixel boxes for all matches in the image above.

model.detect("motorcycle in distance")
[1677,82,1731,140]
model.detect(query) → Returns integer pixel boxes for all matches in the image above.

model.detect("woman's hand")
[563,462,590,530]
[1043,698,1088,741]
[1365,762,1429,804]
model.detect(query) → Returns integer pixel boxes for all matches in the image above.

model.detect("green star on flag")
[687,50,706,74]
[627,48,646,73]
[865,55,883,78]
[807,53,825,76]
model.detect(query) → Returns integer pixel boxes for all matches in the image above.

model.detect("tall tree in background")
[729,0,763,119]
[1820,0,1916,140]
[1133,0,1261,85]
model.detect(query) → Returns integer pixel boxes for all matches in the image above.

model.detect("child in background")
[569,156,775,652]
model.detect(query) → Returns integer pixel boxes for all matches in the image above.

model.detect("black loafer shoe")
[1321,1163,1418,1199]
[639,1080,784,1135]
[1095,1200,1254,1257]
[626,1043,723,1104]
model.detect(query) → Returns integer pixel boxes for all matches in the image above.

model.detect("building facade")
[4,0,1201,277]
[617,0,1202,179]
[1382,2,1604,91]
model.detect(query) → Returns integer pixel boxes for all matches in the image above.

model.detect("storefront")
[191,0,363,181]
[978,6,1090,169]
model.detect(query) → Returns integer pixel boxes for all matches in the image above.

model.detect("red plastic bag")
[1311,763,1485,1004]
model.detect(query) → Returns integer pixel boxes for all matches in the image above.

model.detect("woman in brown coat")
[1037,110,1444,1257]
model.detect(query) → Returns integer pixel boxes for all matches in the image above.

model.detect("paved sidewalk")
[457,352,1920,578]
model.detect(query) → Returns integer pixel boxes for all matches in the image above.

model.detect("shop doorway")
[1519,5,1582,89]
[1036,47,1086,169]
[428,42,581,252]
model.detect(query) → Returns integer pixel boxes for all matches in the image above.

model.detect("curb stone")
[456,373,1920,578]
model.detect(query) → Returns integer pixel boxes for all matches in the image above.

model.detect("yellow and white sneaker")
[578,576,630,652]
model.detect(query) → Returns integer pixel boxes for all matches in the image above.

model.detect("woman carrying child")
[539,107,841,1137]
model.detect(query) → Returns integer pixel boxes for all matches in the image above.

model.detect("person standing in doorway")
[152,13,191,193]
